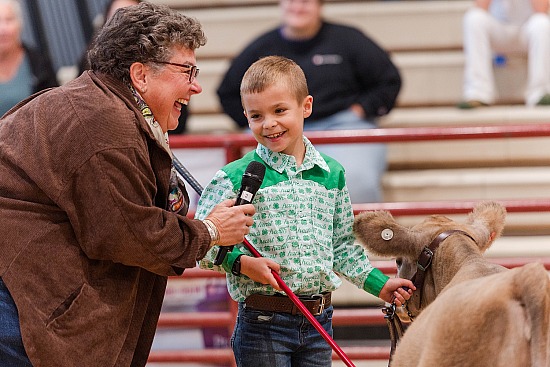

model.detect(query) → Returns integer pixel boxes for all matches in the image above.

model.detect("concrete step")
[185,112,236,133]
[382,165,550,234]
[387,136,550,170]
[381,106,550,169]
[383,166,550,202]
[393,51,527,107]
[380,105,550,128]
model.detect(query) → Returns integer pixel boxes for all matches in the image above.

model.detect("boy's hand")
[240,256,282,291]
[206,199,255,246]
[379,278,415,307]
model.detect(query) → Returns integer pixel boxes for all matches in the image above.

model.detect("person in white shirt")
[458,0,550,108]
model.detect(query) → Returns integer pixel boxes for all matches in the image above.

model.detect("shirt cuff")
[363,267,390,297]
[221,247,245,273]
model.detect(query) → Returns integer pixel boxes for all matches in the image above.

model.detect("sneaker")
[456,100,489,109]
[536,94,550,106]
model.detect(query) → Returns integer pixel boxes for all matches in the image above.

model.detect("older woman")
[0,0,58,116]
[0,3,254,367]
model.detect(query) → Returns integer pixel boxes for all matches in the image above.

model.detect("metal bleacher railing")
[148,123,550,366]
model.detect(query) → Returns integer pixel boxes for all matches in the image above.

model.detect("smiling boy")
[196,56,413,367]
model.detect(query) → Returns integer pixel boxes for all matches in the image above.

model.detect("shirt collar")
[256,136,330,174]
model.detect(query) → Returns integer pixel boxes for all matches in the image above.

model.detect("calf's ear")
[353,210,421,259]
[466,201,507,253]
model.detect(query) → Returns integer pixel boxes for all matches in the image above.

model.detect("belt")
[244,293,332,316]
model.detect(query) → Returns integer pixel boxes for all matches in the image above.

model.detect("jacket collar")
[88,71,171,159]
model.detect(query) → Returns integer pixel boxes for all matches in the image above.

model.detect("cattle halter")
[384,229,476,367]
[409,229,476,312]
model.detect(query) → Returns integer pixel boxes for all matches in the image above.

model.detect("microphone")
[213,160,266,266]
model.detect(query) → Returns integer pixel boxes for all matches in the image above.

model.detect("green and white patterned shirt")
[196,137,388,302]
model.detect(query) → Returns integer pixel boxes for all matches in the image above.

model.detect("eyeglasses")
[153,61,199,83]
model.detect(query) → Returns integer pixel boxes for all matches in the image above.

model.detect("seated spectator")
[217,0,401,204]
[458,0,550,109]
[0,0,58,116]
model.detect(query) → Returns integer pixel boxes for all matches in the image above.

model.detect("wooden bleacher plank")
[380,105,550,128]
[383,166,550,202]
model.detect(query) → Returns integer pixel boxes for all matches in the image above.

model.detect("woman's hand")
[206,199,255,246]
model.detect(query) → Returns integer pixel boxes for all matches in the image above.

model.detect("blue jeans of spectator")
[304,108,387,203]
[0,278,33,366]
[232,303,333,367]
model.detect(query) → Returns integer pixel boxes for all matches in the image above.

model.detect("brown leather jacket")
[0,71,210,366]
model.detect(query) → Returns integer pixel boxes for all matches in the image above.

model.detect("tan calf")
[354,201,550,367]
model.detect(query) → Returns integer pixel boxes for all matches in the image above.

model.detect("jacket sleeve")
[350,30,402,118]
[57,146,211,276]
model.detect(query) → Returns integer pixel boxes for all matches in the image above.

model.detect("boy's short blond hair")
[240,56,309,104]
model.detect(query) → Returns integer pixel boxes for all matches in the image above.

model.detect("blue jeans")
[232,303,333,367]
[304,108,387,203]
[0,278,33,367]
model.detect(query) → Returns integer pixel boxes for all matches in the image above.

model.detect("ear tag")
[381,228,394,241]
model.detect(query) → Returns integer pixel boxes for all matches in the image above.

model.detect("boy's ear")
[303,95,313,118]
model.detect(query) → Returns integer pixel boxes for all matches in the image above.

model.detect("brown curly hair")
[88,2,206,85]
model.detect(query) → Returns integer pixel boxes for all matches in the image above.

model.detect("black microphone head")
[214,162,265,264]
[241,161,266,190]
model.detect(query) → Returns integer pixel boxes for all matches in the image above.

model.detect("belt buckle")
[311,294,325,316]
